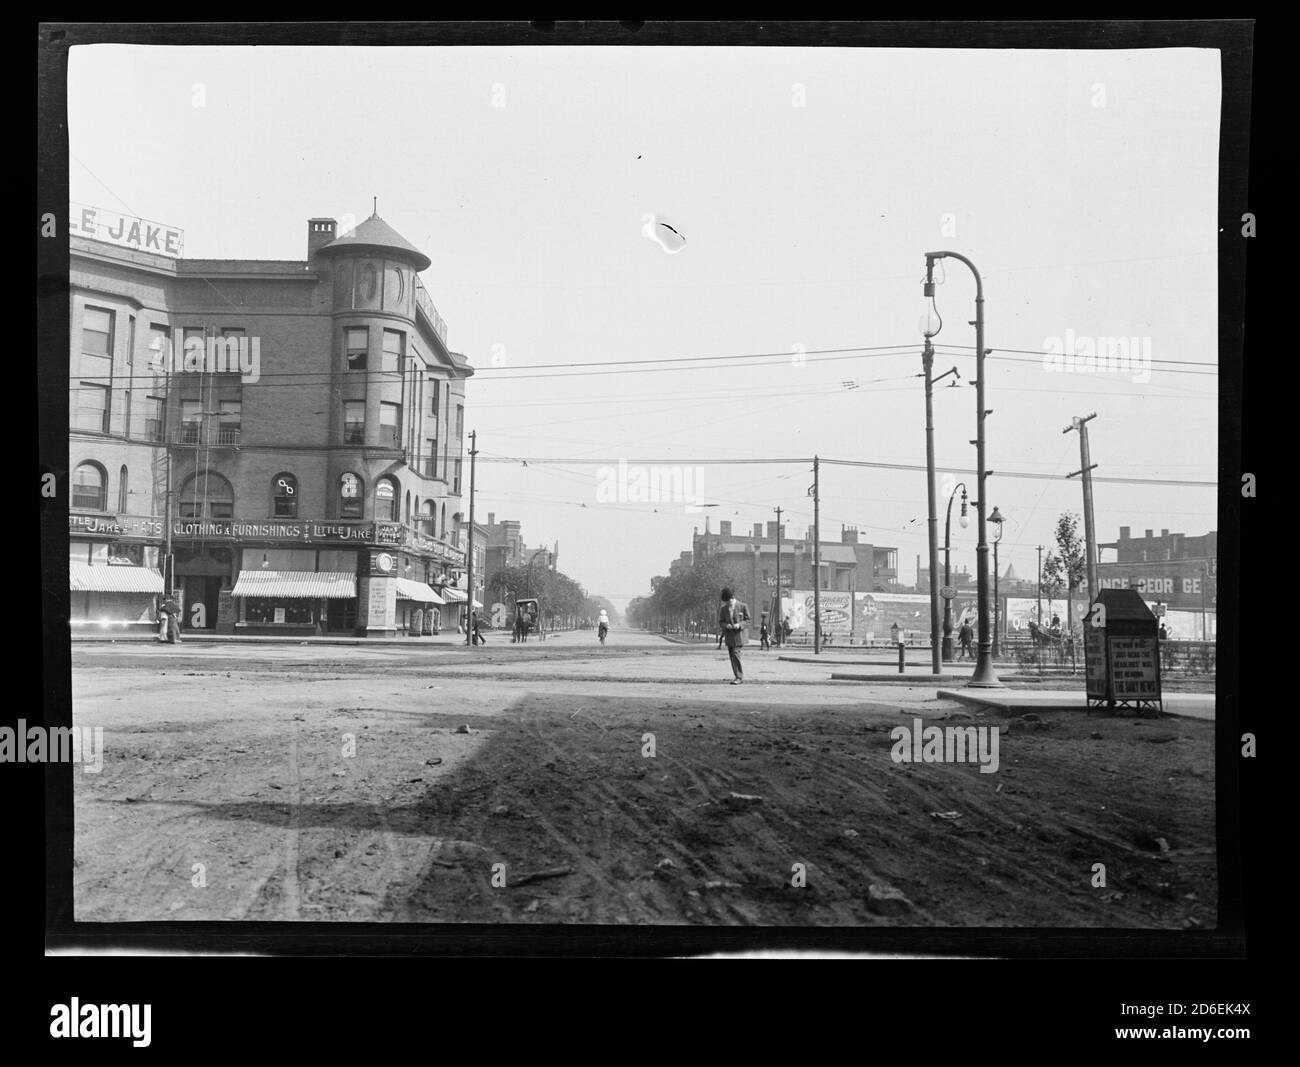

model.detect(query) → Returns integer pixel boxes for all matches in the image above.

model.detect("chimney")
[308,218,337,260]
[1145,529,1154,539]
[487,512,495,527]
[720,521,732,537]
[767,521,777,539]
[1119,526,1130,540]
[842,525,859,544]
[753,523,763,539]
[1161,528,1169,538]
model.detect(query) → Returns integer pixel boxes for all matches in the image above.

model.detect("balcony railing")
[414,277,448,346]
[215,425,240,446]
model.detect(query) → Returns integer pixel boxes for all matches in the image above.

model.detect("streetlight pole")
[925,250,1001,686]
[942,482,968,661]
[465,429,478,648]
[773,506,783,646]
[919,330,959,674]
[812,455,821,655]
[990,506,1005,659]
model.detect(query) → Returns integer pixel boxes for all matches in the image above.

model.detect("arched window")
[441,502,447,539]
[273,473,298,518]
[339,472,363,519]
[178,471,234,519]
[118,465,128,513]
[375,477,398,522]
[421,499,435,537]
[72,462,107,511]
[404,490,411,525]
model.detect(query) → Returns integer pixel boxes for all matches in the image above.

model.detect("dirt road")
[71,634,1216,927]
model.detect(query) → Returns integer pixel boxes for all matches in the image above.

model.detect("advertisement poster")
[1107,636,1160,699]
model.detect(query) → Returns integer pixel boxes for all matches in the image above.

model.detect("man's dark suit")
[719,599,750,680]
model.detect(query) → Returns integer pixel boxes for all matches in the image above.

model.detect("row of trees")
[626,555,743,633]
[485,564,605,629]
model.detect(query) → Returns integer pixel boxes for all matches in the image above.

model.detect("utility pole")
[465,430,478,648]
[774,506,783,646]
[161,333,174,595]
[921,340,956,675]
[1064,413,1100,605]
[1036,544,1044,626]
[812,456,821,655]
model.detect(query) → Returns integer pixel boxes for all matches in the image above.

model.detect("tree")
[1042,513,1086,635]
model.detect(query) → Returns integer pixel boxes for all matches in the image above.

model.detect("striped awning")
[69,562,164,594]
[230,570,357,599]
[439,588,483,608]
[395,577,445,604]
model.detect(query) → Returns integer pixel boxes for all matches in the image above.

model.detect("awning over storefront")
[69,562,164,594]
[440,588,483,608]
[230,571,357,599]
[395,578,445,604]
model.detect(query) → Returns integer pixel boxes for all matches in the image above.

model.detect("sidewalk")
[935,688,1215,721]
[72,631,472,648]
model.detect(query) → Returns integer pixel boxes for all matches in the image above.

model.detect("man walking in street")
[718,587,749,684]
[759,613,771,651]
[958,618,974,660]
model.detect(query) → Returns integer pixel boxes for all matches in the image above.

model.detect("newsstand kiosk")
[1084,587,1163,717]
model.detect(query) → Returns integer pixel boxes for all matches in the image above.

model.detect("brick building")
[692,518,898,617]
[69,206,474,636]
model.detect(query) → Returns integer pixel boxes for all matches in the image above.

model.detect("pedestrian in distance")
[718,587,750,684]
[759,616,771,651]
[471,610,486,645]
[958,618,974,660]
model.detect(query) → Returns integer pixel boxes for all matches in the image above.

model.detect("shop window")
[72,462,107,511]
[375,478,398,522]
[245,598,314,625]
[346,327,367,370]
[339,472,363,518]
[177,471,234,519]
[273,473,298,518]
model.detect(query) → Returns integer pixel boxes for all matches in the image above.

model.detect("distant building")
[1096,526,1216,614]
[692,519,898,617]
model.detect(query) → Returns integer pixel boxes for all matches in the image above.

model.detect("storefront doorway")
[179,575,221,630]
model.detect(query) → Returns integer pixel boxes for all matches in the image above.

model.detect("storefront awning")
[69,562,164,594]
[230,571,357,599]
[395,578,445,604]
[439,588,483,608]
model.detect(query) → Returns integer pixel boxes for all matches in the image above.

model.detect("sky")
[68,44,1222,610]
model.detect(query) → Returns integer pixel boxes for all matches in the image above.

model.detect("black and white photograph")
[36,21,1256,993]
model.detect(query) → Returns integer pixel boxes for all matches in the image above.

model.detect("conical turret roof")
[319,213,431,271]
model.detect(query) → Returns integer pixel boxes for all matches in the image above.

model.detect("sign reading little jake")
[70,203,185,257]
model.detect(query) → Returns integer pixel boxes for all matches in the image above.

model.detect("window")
[180,399,202,443]
[118,465,128,513]
[82,306,113,357]
[76,383,110,433]
[421,500,435,537]
[380,402,401,448]
[453,459,462,494]
[217,399,241,444]
[425,438,437,479]
[343,401,365,444]
[456,404,464,439]
[181,327,206,369]
[441,503,447,539]
[72,463,106,510]
[123,317,135,436]
[346,327,368,370]
[144,394,165,441]
[245,599,313,625]
[148,324,171,374]
[429,378,440,416]
[339,472,363,518]
[178,471,234,519]
[375,478,397,522]
[273,473,298,518]
[382,330,404,373]
[404,491,411,524]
